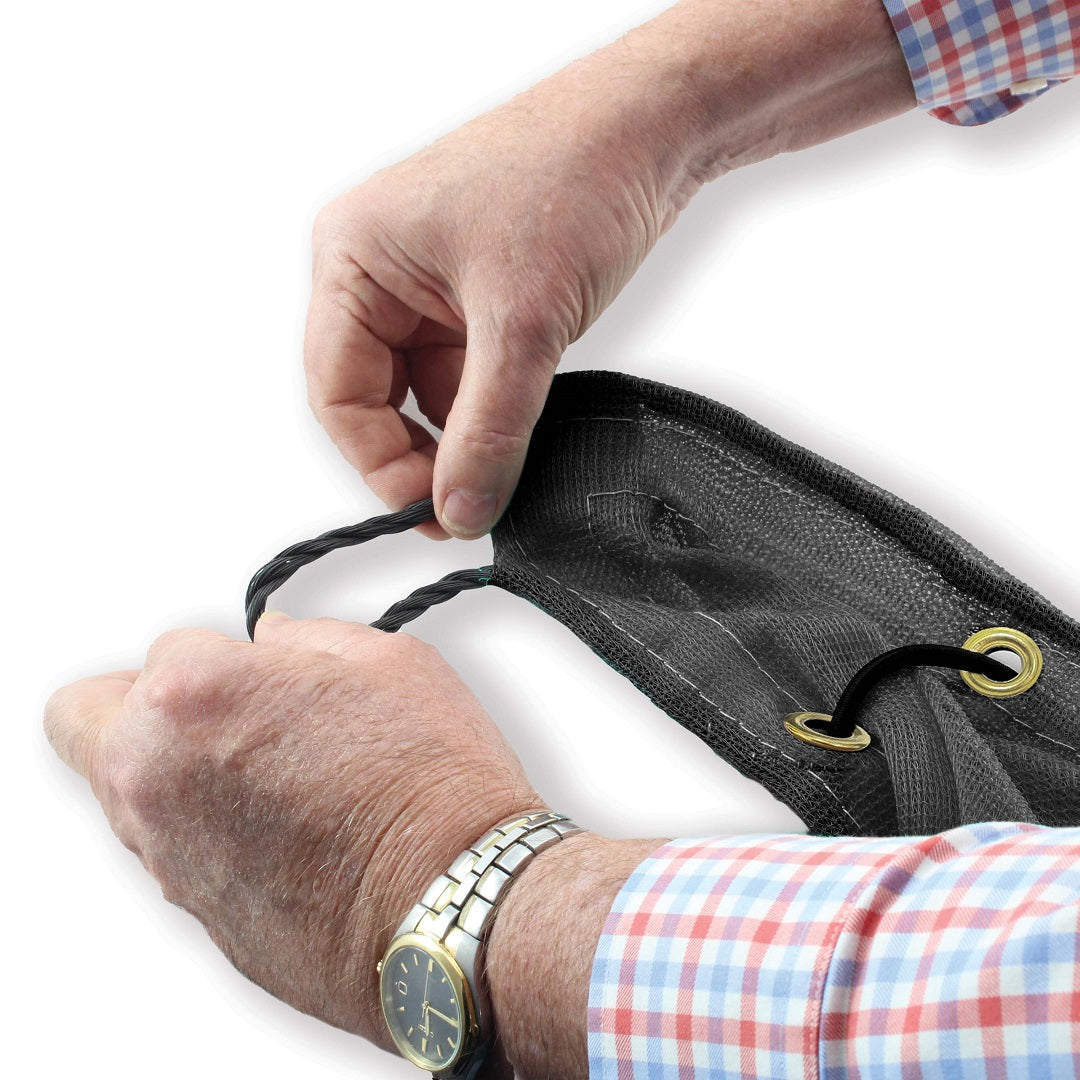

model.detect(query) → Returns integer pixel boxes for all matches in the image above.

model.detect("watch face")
[380,936,471,1072]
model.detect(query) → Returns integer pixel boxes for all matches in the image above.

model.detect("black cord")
[247,504,1021,740]
[370,567,491,632]
[245,498,490,638]
[828,644,1016,739]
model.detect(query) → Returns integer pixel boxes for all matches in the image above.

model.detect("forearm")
[485,832,662,1080]
[515,0,914,215]
[640,0,916,173]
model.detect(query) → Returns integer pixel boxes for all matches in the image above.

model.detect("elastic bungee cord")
[826,645,1015,739]
[245,502,1021,745]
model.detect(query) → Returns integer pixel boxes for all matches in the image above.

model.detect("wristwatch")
[377,809,582,1078]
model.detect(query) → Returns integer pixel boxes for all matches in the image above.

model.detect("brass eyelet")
[783,711,871,752]
[960,627,1043,698]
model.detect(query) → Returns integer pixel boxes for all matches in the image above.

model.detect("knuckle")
[100,746,168,848]
[106,749,150,811]
[449,419,531,463]
[135,649,235,724]
[509,305,563,353]
[312,196,351,248]
[469,269,573,355]
[134,663,192,719]
[312,191,390,272]
[280,617,345,653]
[482,298,555,353]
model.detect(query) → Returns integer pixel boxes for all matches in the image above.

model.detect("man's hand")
[43,614,540,1048]
[44,612,659,1079]
[306,54,690,541]
[304,0,912,541]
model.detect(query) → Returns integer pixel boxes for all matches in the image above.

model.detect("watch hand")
[418,959,434,1040]
[425,1005,459,1028]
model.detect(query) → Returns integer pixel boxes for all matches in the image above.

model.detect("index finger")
[305,288,434,502]
[44,670,140,784]
[304,250,465,511]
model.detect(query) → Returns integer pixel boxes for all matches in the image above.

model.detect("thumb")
[44,670,139,786]
[435,315,562,538]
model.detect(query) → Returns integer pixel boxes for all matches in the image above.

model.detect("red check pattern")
[588,823,1080,1078]
[880,0,1079,123]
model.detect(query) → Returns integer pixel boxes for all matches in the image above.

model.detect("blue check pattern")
[589,823,1080,1078]
[880,0,1079,123]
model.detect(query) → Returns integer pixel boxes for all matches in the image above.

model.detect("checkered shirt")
[880,0,1079,124]
[588,822,1080,1078]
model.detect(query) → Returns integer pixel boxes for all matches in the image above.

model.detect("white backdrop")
[8,2,1079,1076]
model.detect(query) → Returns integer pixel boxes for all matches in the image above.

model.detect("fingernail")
[442,490,498,537]
[258,609,291,625]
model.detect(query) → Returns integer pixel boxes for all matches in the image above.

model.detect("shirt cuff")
[587,822,1080,1079]
[879,0,1079,125]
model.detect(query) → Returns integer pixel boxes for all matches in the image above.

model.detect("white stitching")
[586,490,716,540]
[693,611,806,712]
[585,489,720,555]
[537,412,1080,822]
[981,694,1080,756]
[520,558,862,828]
[560,414,1080,734]
[554,416,972,609]
[1040,644,1080,676]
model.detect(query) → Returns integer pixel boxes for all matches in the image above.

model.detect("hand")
[304,0,911,543]
[305,39,701,541]
[43,613,541,1048]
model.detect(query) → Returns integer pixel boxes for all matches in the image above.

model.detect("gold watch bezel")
[378,932,480,1074]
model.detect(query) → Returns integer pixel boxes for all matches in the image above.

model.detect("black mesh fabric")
[489,371,1080,837]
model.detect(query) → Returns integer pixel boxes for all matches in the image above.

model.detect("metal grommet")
[783,711,871,752]
[960,627,1043,698]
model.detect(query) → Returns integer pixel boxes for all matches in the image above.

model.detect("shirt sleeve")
[879,0,1080,124]
[587,822,1080,1079]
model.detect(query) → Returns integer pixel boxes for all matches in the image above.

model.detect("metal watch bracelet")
[390,810,583,957]
[380,811,583,1078]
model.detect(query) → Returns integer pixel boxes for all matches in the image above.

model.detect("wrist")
[369,808,586,1077]
[484,831,664,1080]
[582,0,914,193]
[342,784,544,1044]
